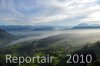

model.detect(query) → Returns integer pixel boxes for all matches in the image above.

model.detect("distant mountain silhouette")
[72,23,100,29]
[0,25,55,31]
[77,23,89,26]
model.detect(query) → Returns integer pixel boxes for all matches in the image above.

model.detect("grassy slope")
[0,29,17,47]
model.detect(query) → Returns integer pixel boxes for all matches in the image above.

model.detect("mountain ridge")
[72,23,100,29]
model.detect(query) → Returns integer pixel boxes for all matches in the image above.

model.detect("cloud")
[0,0,100,25]
[81,11,100,23]
[80,6,100,23]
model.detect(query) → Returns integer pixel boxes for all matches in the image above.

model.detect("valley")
[0,29,100,66]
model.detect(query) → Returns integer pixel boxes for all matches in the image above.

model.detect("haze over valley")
[0,0,100,66]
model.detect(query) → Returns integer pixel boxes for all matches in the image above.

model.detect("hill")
[0,29,16,46]
[0,29,14,38]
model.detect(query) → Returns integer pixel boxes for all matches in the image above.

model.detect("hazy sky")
[0,0,100,26]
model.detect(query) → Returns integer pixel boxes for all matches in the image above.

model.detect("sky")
[0,0,100,26]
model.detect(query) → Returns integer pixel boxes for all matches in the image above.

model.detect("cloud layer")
[0,0,100,25]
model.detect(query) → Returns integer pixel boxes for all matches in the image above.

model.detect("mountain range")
[0,23,100,32]
[0,25,56,31]
[72,23,100,29]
